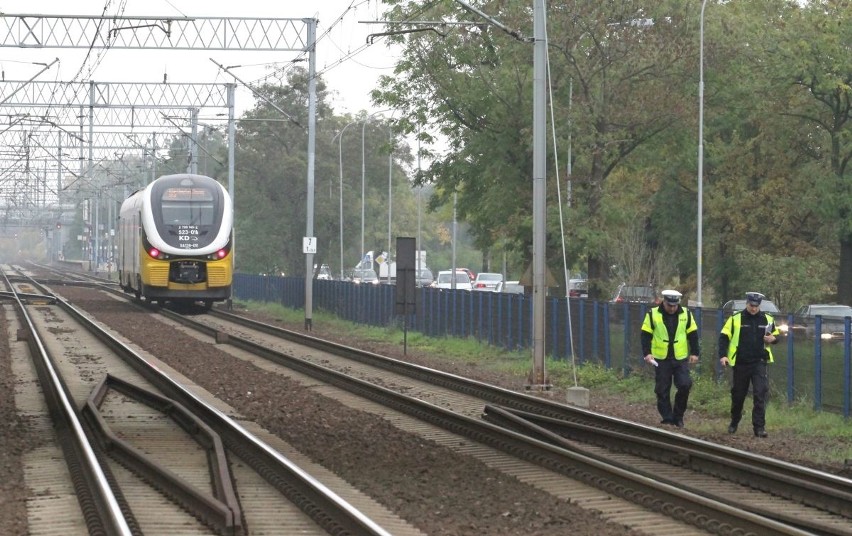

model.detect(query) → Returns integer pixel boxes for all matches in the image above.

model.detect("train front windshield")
[161,189,216,226]
[151,178,226,250]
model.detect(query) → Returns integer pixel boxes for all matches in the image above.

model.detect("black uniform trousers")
[730,360,769,430]
[654,357,693,422]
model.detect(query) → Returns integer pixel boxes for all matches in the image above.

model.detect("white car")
[496,280,525,294]
[780,304,852,340]
[433,270,473,290]
[473,272,503,291]
[350,268,379,285]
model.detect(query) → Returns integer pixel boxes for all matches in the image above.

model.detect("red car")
[457,268,476,281]
[611,283,659,305]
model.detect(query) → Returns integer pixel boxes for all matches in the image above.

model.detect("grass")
[235,300,852,465]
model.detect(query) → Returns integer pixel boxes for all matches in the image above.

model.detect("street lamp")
[697,0,707,307]
[361,109,392,269]
[416,130,422,282]
[333,120,359,279]
[385,124,394,283]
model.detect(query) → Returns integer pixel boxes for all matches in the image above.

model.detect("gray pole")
[697,0,707,307]
[227,85,236,205]
[451,192,457,290]
[57,139,62,260]
[188,108,199,174]
[529,0,548,388]
[227,84,236,309]
[95,194,100,271]
[417,132,422,281]
[151,132,157,185]
[304,18,317,330]
[566,78,573,208]
[386,127,393,283]
[359,110,390,268]
[333,120,358,279]
[361,120,367,265]
[89,82,97,272]
[338,130,345,279]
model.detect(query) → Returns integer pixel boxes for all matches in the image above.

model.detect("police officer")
[641,289,700,428]
[719,291,780,438]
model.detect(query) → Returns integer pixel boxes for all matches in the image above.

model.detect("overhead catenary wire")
[209,58,305,130]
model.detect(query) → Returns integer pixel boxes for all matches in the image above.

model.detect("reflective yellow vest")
[642,307,696,360]
[721,311,779,366]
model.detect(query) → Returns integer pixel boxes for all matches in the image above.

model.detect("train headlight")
[207,248,229,260]
[148,247,161,258]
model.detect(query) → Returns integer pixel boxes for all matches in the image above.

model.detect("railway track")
[182,306,852,536]
[25,264,852,535]
[3,265,399,536]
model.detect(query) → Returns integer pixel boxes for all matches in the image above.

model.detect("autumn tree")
[377,1,699,297]
[232,67,436,276]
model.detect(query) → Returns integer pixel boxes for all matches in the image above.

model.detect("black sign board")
[394,237,416,315]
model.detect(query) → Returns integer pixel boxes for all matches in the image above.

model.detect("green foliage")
[726,246,835,311]
[61,0,852,311]
[226,67,483,277]
[372,0,852,306]
[566,362,619,388]
[685,375,732,415]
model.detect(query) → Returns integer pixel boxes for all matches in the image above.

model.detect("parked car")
[350,268,379,285]
[473,272,503,291]
[721,299,780,315]
[568,278,588,298]
[416,267,434,287]
[779,304,852,340]
[495,280,525,294]
[457,267,476,281]
[433,270,473,290]
[611,283,658,304]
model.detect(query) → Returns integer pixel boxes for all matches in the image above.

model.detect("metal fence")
[233,273,852,418]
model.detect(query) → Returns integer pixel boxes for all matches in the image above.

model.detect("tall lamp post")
[361,109,391,268]
[385,124,393,283]
[367,120,394,282]
[333,120,359,279]
[697,0,707,307]
[416,131,422,281]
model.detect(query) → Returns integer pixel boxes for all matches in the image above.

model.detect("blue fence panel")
[815,317,824,412]
[844,318,851,418]
[786,313,795,404]
[232,274,852,417]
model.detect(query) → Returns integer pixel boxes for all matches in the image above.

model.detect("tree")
[770,0,852,304]
[233,69,332,275]
[377,1,699,298]
[694,0,848,307]
[231,68,428,277]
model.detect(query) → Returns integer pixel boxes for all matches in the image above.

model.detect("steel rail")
[1,268,134,535]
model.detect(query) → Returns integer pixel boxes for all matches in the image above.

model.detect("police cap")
[745,291,765,305]
[661,289,682,305]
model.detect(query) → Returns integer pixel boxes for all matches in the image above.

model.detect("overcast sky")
[0,0,399,116]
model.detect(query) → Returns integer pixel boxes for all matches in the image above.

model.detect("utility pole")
[528,0,549,390]
[455,0,548,389]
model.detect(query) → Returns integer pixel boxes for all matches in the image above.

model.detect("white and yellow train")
[117,173,233,308]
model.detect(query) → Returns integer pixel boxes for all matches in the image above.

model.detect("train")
[117,173,233,308]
